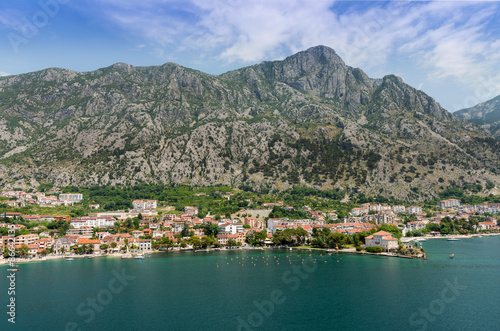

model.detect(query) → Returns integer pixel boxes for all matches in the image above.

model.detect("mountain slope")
[0,46,498,200]
[456,95,500,139]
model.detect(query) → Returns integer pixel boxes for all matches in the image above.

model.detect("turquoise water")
[1,236,499,330]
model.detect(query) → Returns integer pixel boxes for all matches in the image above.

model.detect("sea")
[1,236,499,331]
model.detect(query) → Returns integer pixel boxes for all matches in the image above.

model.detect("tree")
[201,236,214,248]
[188,236,202,249]
[273,228,309,246]
[254,230,268,242]
[247,230,268,246]
[17,245,29,258]
[181,224,191,238]
[100,244,109,253]
[295,227,308,245]
[156,237,175,250]
[227,239,238,247]
[327,232,350,249]
[3,247,11,258]
[371,224,402,239]
[201,223,221,237]
[40,249,49,257]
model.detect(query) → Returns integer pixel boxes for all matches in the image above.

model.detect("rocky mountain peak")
[110,63,135,73]
[281,45,345,73]
[456,95,500,139]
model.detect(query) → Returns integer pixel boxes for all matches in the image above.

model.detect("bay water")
[2,236,499,330]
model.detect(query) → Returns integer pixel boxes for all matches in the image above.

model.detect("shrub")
[366,246,383,253]
[355,246,362,251]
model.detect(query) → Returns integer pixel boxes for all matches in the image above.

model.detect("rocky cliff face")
[456,95,500,139]
[0,46,498,200]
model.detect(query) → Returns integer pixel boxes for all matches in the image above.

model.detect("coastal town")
[1,188,499,263]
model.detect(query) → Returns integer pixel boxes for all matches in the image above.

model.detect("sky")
[1,0,500,112]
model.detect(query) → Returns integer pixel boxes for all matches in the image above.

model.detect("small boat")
[289,248,292,251]
[447,237,460,241]
[66,258,74,261]
[134,254,145,259]
[450,254,455,259]
[87,256,93,259]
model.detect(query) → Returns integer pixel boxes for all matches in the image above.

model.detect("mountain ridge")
[0,46,498,200]
[456,95,500,139]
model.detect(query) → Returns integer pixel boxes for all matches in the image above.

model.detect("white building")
[218,223,244,234]
[133,200,157,210]
[184,206,198,215]
[438,199,460,209]
[365,231,399,252]
[59,193,83,202]
[392,205,406,214]
[130,238,152,251]
[407,206,423,214]
[406,221,427,231]
[71,217,116,229]
[475,204,499,214]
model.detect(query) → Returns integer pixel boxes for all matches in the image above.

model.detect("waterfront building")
[15,234,39,246]
[365,231,398,252]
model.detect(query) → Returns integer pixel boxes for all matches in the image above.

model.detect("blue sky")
[1,0,500,111]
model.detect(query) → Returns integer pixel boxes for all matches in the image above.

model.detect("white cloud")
[79,0,500,109]
[89,1,497,69]
[0,9,30,33]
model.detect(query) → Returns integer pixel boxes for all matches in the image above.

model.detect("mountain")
[0,46,498,200]
[455,95,500,139]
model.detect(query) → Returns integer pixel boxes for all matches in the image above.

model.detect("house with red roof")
[77,238,100,250]
[365,231,398,252]
[478,222,497,231]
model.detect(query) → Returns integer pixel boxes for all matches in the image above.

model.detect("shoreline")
[0,246,262,265]
[401,232,500,243]
[2,234,498,265]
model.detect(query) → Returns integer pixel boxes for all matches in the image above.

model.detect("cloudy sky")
[1,0,500,111]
